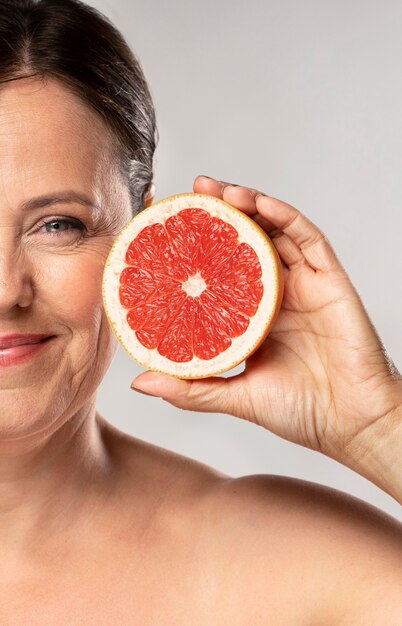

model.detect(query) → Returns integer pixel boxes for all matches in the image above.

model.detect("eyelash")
[38,217,87,237]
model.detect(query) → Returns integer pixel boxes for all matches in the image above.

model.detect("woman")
[0,0,401,623]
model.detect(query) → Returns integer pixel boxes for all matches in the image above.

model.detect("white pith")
[181,272,207,298]
[102,193,283,379]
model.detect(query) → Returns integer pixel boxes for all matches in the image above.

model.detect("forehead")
[0,76,118,206]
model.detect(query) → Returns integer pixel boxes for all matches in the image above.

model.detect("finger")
[270,232,308,271]
[193,175,225,198]
[256,195,342,273]
[223,186,275,223]
[130,371,251,418]
[194,176,276,228]
[193,176,258,216]
[193,175,256,213]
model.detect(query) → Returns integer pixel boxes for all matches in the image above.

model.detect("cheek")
[39,254,103,330]
[35,249,119,384]
[36,250,107,333]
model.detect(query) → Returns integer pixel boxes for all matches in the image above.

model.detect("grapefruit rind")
[102,192,284,379]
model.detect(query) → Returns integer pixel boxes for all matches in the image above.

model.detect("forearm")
[342,388,402,504]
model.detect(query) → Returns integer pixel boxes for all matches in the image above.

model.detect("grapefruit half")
[102,192,284,379]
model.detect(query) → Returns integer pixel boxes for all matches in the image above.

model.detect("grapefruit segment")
[126,290,187,348]
[193,299,232,360]
[207,242,262,283]
[102,192,284,379]
[164,213,198,277]
[119,267,182,309]
[207,281,264,317]
[198,217,239,279]
[158,297,197,362]
[125,223,186,280]
[199,290,250,338]
[165,208,212,276]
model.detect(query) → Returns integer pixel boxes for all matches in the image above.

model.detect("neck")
[0,398,113,557]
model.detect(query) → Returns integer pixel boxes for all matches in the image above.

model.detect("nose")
[0,243,34,313]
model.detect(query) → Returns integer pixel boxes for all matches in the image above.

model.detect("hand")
[132,177,402,475]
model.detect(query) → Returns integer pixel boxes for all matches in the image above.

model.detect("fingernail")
[198,174,214,180]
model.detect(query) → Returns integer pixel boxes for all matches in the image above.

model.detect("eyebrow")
[20,191,100,212]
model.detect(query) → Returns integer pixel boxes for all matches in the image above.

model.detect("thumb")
[130,371,244,415]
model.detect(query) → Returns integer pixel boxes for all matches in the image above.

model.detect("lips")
[0,334,51,350]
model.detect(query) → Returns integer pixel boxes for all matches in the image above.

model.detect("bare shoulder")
[204,474,402,624]
[99,418,401,623]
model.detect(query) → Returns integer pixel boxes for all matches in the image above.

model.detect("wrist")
[342,380,402,503]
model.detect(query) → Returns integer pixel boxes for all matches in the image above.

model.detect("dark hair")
[0,0,157,214]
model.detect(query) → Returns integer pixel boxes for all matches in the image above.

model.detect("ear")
[144,182,156,208]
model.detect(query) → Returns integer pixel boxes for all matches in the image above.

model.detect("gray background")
[90,0,402,519]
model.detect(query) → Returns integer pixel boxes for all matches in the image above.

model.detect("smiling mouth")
[0,335,54,350]
[0,336,55,366]
[0,336,53,350]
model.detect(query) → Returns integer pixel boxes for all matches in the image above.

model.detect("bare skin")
[2,416,401,625]
[0,76,401,625]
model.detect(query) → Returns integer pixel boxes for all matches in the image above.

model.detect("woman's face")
[0,76,132,440]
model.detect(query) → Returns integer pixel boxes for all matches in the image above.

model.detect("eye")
[38,217,86,237]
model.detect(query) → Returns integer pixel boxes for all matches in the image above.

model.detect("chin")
[0,387,71,443]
